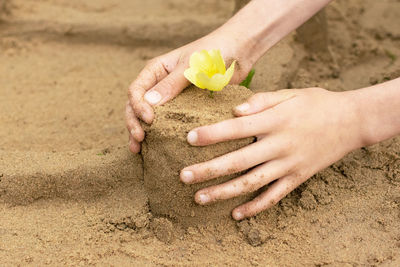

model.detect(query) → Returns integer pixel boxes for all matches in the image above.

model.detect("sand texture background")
[0,0,400,265]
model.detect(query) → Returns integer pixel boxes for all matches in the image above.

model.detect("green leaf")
[240,69,256,88]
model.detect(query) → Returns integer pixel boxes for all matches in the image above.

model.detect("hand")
[180,88,365,220]
[125,0,334,153]
[126,33,255,153]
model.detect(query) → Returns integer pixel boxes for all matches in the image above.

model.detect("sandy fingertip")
[232,209,244,220]
[129,141,140,154]
[180,170,194,184]
[140,109,154,124]
[187,130,198,145]
[195,192,210,205]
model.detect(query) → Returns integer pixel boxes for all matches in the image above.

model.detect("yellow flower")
[184,49,235,92]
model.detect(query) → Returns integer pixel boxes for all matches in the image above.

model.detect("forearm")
[350,78,400,146]
[213,0,333,64]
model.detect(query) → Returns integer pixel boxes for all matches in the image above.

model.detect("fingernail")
[235,103,250,113]
[187,130,198,144]
[181,170,194,183]
[233,210,244,220]
[144,90,162,105]
[130,129,135,137]
[197,193,210,204]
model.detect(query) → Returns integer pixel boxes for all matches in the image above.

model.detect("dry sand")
[0,0,399,266]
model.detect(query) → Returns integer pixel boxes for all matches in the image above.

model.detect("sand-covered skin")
[142,85,254,227]
[0,0,400,266]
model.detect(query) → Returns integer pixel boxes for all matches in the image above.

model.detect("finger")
[125,102,145,142]
[233,90,297,116]
[128,59,169,124]
[180,137,283,184]
[232,174,301,220]
[143,65,189,106]
[194,160,290,205]
[187,110,276,146]
[129,135,141,154]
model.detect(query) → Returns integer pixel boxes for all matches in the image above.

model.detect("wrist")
[208,23,259,70]
[345,80,400,147]
[334,91,370,151]
[349,90,379,147]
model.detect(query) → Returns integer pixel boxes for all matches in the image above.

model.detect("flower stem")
[240,69,256,88]
[209,91,214,98]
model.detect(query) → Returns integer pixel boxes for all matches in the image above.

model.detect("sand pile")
[142,85,254,227]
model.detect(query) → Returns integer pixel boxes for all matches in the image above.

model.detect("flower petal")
[225,60,236,79]
[208,49,226,74]
[195,71,213,90]
[189,50,216,77]
[207,60,236,91]
[184,68,198,85]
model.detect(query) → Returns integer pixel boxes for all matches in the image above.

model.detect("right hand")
[126,32,256,153]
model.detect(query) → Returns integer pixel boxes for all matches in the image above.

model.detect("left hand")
[180,87,365,220]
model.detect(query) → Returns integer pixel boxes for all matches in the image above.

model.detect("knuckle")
[267,197,279,207]
[228,152,247,172]
[126,118,136,130]
[242,202,257,216]
[127,87,134,98]
[240,203,252,214]
[145,58,158,67]
[197,165,217,181]
[291,170,308,182]
[131,103,146,117]
[158,76,175,93]
[125,109,132,121]
[245,177,263,192]
[128,85,143,101]
[207,188,221,201]
[217,118,245,139]
[281,139,295,154]
[231,117,247,132]
[125,109,136,124]
[283,158,299,175]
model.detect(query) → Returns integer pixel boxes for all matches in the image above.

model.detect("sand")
[0,0,399,266]
[142,85,254,227]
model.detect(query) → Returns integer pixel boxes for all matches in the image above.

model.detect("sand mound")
[142,85,254,227]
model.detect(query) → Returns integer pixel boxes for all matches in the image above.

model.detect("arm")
[126,0,333,152]
[214,0,334,65]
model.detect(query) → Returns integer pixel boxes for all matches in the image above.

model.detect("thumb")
[143,65,189,106]
[234,89,298,116]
